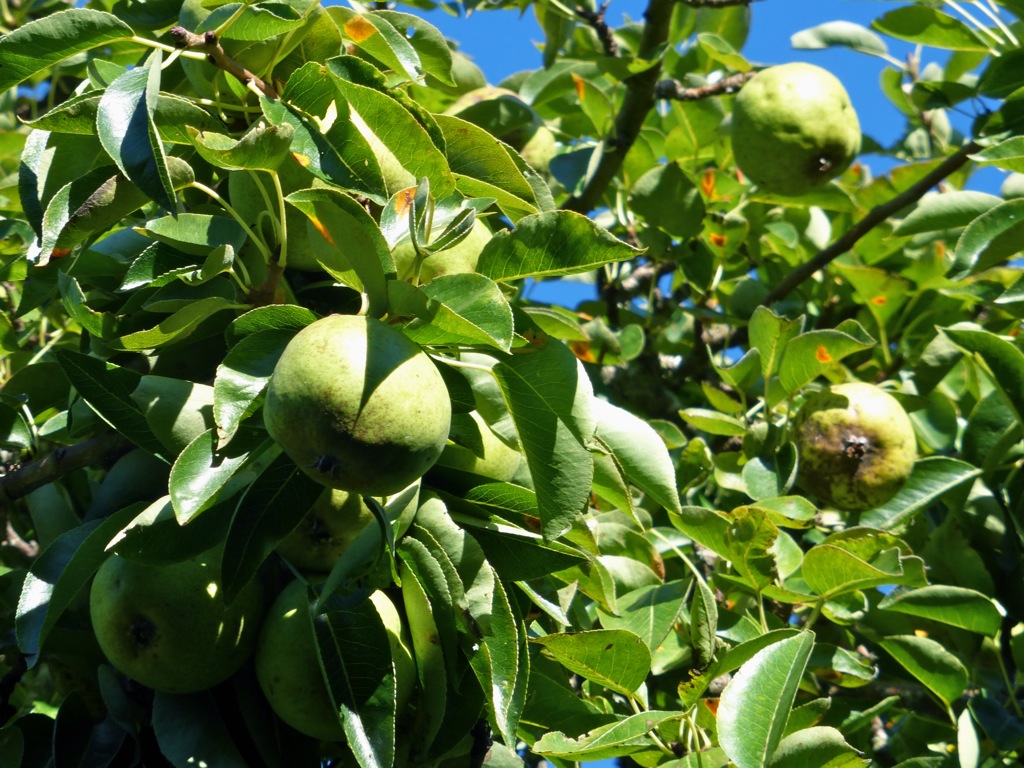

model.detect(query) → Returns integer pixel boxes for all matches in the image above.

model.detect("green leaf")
[0,8,133,92]
[872,6,989,51]
[477,211,640,282]
[138,212,247,256]
[492,341,595,538]
[532,710,685,761]
[679,408,746,437]
[592,398,682,514]
[894,191,1003,235]
[26,92,222,146]
[316,591,397,768]
[879,635,970,707]
[690,573,719,670]
[860,457,984,530]
[221,453,324,603]
[973,136,1024,173]
[97,57,176,212]
[530,629,651,696]
[260,96,386,204]
[187,121,293,171]
[433,113,540,222]
[213,328,293,446]
[802,528,927,598]
[374,10,454,85]
[878,586,1003,636]
[778,323,875,394]
[718,631,815,768]
[0,403,31,450]
[326,57,454,197]
[204,1,306,41]
[169,428,277,524]
[285,188,392,317]
[398,562,447,752]
[724,507,780,591]
[225,304,317,346]
[768,726,868,768]
[750,307,803,381]
[152,690,249,768]
[791,21,888,56]
[327,7,422,82]
[116,296,245,351]
[951,199,1024,278]
[16,505,139,666]
[53,348,165,459]
[393,273,514,352]
[630,161,705,239]
[595,581,689,655]
[943,326,1024,424]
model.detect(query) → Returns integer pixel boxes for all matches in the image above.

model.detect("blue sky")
[418,0,1008,194]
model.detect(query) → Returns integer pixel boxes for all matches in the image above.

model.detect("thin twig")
[563,0,676,214]
[167,26,279,99]
[576,2,620,57]
[761,140,982,306]
[0,432,133,505]
[656,71,755,101]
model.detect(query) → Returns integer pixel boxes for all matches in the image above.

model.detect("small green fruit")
[732,63,861,196]
[263,314,452,495]
[794,382,917,511]
[254,581,414,741]
[435,411,523,482]
[275,489,376,573]
[391,219,492,283]
[89,548,265,693]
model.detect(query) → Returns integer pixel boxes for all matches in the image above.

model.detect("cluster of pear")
[88,313,526,741]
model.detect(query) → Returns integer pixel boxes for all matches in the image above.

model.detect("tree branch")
[655,71,755,101]
[168,26,279,99]
[576,3,620,57]
[762,140,981,306]
[563,0,676,214]
[0,432,133,505]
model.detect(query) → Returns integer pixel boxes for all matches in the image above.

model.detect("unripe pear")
[263,315,452,495]
[89,548,265,693]
[732,63,861,196]
[794,382,916,511]
[275,489,376,573]
[391,219,492,283]
[254,581,414,741]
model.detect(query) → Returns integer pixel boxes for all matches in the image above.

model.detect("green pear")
[435,411,523,482]
[731,63,861,196]
[89,548,265,693]
[794,382,917,511]
[263,315,452,495]
[391,218,492,283]
[254,581,414,741]
[275,489,376,573]
[130,375,215,457]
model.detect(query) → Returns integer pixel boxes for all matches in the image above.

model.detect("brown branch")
[0,432,133,505]
[761,140,982,306]
[168,26,279,100]
[576,3,620,57]
[656,71,755,101]
[564,0,676,214]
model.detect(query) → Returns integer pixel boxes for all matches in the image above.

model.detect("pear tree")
[1,1,1024,767]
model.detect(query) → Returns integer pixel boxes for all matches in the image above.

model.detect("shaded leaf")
[879,635,969,707]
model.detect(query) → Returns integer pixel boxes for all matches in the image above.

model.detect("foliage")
[1,0,1024,767]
